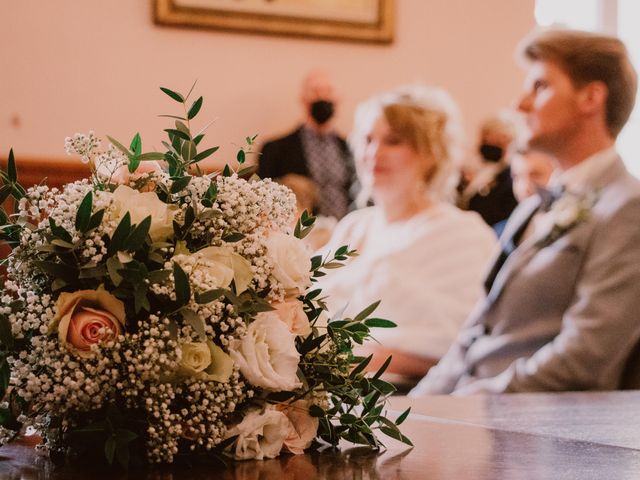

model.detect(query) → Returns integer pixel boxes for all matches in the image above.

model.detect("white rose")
[553,200,581,229]
[225,407,289,460]
[178,341,211,376]
[273,299,311,336]
[112,185,178,242]
[265,232,312,293]
[229,313,301,391]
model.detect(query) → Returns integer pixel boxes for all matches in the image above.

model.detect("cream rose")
[178,341,211,376]
[193,246,253,293]
[203,341,234,383]
[265,232,312,293]
[279,400,319,455]
[229,313,301,391]
[272,300,311,336]
[51,287,125,357]
[225,408,289,460]
[112,185,177,242]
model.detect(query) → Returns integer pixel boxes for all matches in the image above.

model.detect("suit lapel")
[483,196,541,301]
[484,154,628,309]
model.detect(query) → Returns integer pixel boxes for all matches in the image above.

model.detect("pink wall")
[1,0,535,169]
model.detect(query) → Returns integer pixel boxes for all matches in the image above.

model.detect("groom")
[411,29,640,395]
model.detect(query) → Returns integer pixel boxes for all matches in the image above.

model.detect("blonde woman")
[317,86,496,386]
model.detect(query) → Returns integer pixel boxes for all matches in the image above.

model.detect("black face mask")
[310,100,334,125]
[479,143,504,162]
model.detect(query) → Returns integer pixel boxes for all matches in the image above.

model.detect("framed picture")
[154,0,394,44]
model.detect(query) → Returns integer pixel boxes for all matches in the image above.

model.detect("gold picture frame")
[154,0,394,44]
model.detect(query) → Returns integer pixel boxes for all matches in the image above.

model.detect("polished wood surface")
[2,391,640,479]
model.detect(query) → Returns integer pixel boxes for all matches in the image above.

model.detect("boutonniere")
[536,190,598,247]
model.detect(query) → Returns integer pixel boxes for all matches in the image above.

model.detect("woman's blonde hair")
[350,84,464,205]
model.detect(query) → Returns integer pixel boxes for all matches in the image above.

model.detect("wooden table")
[1,391,639,479]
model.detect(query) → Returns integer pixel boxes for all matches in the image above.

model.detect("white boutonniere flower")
[536,191,598,247]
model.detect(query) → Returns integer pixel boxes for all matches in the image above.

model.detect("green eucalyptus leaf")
[222,232,245,243]
[106,256,124,287]
[108,212,131,255]
[192,146,219,163]
[75,191,93,233]
[193,134,205,146]
[130,133,142,156]
[148,269,171,284]
[363,318,396,329]
[354,300,381,323]
[372,355,392,380]
[187,96,203,120]
[160,86,184,103]
[0,356,10,402]
[175,120,191,136]
[106,136,132,157]
[104,436,117,464]
[395,407,411,426]
[0,184,14,205]
[164,129,191,141]
[195,288,226,304]
[237,165,257,177]
[236,149,246,164]
[126,215,152,251]
[170,176,192,193]
[137,152,166,161]
[173,262,191,307]
[158,114,187,121]
[134,284,150,313]
[87,209,105,231]
[222,165,232,177]
[128,155,141,173]
[0,315,14,349]
[181,141,197,162]
[7,149,17,182]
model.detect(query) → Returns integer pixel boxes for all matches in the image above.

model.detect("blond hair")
[350,84,463,204]
[520,28,637,137]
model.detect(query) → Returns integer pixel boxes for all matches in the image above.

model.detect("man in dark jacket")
[258,70,355,219]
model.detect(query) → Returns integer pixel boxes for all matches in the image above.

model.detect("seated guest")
[411,28,640,396]
[458,113,519,233]
[510,149,556,202]
[258,70,356,220]
[317,85,496,385]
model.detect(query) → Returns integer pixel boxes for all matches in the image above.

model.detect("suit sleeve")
[459,197,640,394]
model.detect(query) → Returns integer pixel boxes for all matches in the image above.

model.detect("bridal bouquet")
[0,85,410,467]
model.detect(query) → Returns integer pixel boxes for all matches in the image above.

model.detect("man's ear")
[578,81,608,115]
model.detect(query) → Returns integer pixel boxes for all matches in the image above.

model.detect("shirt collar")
[549,146,618,194]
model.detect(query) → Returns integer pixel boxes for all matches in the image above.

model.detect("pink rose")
[66,306,121,353]
[280,400,319,455]
[51,287,125,357]
[273,300,311,336]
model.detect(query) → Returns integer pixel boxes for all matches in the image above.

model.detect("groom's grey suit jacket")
[412,156,640,395]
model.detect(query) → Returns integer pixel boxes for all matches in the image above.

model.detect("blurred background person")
[277,173,337,251]
[459,112,519,235]
[510,148,556,202]
[316,85,496,390]
[258,69,356,220]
